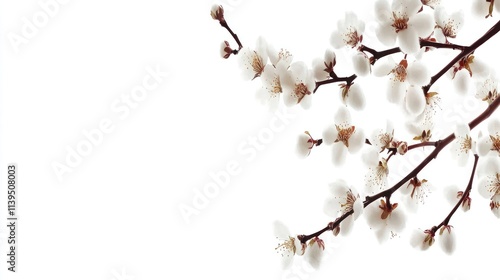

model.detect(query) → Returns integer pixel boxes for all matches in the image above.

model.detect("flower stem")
[431,154,479,233]
[219,20,243,52]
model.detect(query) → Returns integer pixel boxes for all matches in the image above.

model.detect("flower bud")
[210,5,224,22]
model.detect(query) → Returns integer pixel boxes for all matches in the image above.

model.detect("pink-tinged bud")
[397,141,408,155]
[210,5,225,22]
[220,41,232,59]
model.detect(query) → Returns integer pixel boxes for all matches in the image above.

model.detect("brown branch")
[313,74,357,93]
[423,20,500,94]
[298,96,500,244]
[431,154,479,233]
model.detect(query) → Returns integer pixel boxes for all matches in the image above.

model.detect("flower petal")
[439,227,456,255]
[352,199,364,220]
[334,106,352,126]
[330,30,345,49]
[453,70,470,96]
[405,86,426,116]
[329,179,350,196]
[346,83,366,110]
[296,133,312,158]
[323,125,339,145]
[388,209,406,232]
[340,215,354,236]
[375,0,391,23]
[362,146,380,166]
[407,61,430,86]
[397,27,420,54]
[376,24,397,46]
[332,143,348,166]
[304,241,323,269]
[324,197,342,217]
[300,94,313,110]
[409,13,434,38]
[348,129,365,153]
[373,58,396,77]
[387,80,405,104]
[352,52,370,76]
[488,118,500,135]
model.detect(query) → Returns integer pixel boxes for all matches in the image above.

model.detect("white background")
[1,0,500,279]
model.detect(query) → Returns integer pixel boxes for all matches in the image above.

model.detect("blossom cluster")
[211,0,500,272]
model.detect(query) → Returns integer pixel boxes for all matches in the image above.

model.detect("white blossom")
[476,157,500,218]
[304,237,325,269]
[351,52,371,77]
[400,177,434,213]
[405,86,426,116]
[256,62,287,111]
[477,118,500,156]
[439,225,456,254]
[444,185,471,212]
[369,120,396,152]
[365,198,406,243]
[339,82,366,110]
[475,75,499,104]
[362,147,390,194]
[323,107,365,166]
[410,228,434,250]
[330,11,365,49]
[296,131,321,158]
[273,220,305,269]
[282,61,315,109]
[374,57,430,107]
[434,6,463,43]
[449,54,489,93]
[406,91,440,138]
[312,49,336,81]
[375,0,434,54]
[450,123,474,166]
[267,45,293,68]
[452,70,470,95]
[324,179,363,235]
[239,37,268,80]
[472,0,500,18]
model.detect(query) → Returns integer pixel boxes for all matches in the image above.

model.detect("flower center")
[268,75,282,94]
[376,159,389,178]
[344,27,361,48]
[483,89,499,104]
[294,83,310,103]
[335,125,355,147]
[278,49,292,64]
[275,237,296,256]
[460,134,472,152]
[441,19,457,38]
[340,189,357,212]
[379,132,394,151]
[251,51,265,79]
[490,173,500,196]
[391,59,408,82]
[391,12,409,33]
[490,135,500,154]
